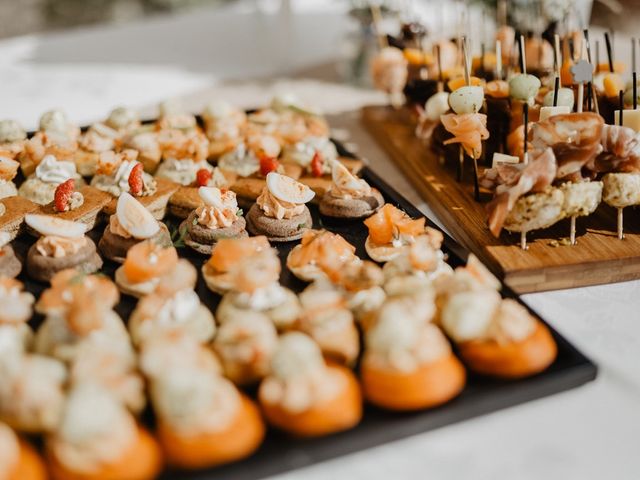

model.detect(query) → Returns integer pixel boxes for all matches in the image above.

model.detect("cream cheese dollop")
[195,187,238,229]
[260,332,342,413]
[35,155,77,184]
[36,236,87,258]
[366,299,450,372]
[441,289,501,342]
[234,282,288,310]
[217,143,260,177]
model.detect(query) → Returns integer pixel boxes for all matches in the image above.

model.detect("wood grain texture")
[362,105,640,293]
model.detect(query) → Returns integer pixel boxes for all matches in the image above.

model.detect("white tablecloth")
[1,3,638,479]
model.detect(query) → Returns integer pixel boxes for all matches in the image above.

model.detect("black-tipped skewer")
[553,76,560,107]
[523,102,529,163]
[517,34,525,73]
[634,72,638,110]
[619,90,624,125]
[436,44,444,90]
[605,32,615,73]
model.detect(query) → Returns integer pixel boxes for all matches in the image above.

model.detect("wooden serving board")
[362,105,640,293]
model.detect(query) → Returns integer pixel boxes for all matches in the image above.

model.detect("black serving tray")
[12,141,597,480]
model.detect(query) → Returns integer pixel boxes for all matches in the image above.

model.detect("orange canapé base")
[158,394,265,470]
[458,322,558,379]
[361,353,466,411]
[9,439,48,480]
[259,365,363,437]
[47,426,163,480]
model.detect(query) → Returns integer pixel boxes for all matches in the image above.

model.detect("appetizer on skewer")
[180,186,247,254]
[371,46,409,107]
[258,332,362,437]
[99,192,172,263]
[140,334,265,469]
[590,124,640,238]
[24,215,102,282]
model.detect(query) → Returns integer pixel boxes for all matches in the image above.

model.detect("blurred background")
[0,0,631,39]
[0,0,632,130]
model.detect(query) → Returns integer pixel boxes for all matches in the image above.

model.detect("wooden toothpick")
[618,207,624,240]
[518,34,527,74]
[370,4,388,50]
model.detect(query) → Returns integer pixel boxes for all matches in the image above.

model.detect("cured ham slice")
[529,112,604,180]
[486,148,557,237]
[588,124,640,173]
[441,113,490,158]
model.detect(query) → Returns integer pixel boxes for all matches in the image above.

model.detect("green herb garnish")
[171,222,190,248]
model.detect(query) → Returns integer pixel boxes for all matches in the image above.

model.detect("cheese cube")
[614,108,640,132]
[492,153,520,169]
[539,106,571,122]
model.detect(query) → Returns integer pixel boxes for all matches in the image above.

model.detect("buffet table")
[1,2,637,478]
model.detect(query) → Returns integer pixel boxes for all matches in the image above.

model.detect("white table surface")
[1,3,638,479]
